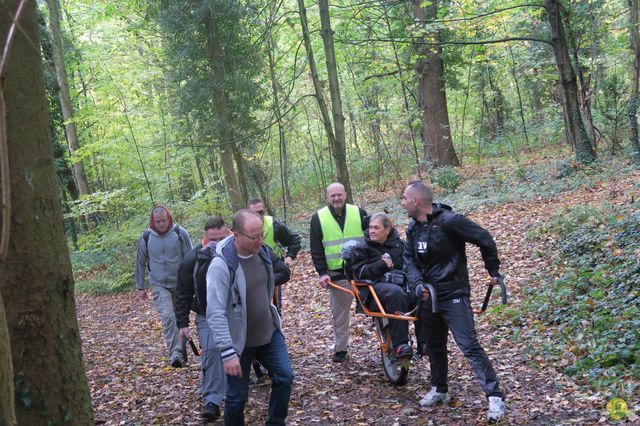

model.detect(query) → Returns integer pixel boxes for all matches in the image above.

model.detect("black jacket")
[309,204,368,279]
[403,203,500,301]
[175,243,290,328]
[351,228,404,282]
[272,218,302,259]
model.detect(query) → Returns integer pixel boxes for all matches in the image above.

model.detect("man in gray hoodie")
[206,210,294,425]
[135,205,193,367]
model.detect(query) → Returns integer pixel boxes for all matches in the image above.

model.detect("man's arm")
[206,257,237,363]
[270,248,291,286]
[135,234,148,290]
[448,214,500,276]
[309,212,329,277]
[175,248,197,330]
[273,219,301,260]
[402,223,424,289]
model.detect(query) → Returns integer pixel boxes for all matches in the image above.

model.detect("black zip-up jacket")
[351,228,404,282]
[309,204,368,279]
[175,243,290,328]
[272,218,302,259]
[403,203,500,301]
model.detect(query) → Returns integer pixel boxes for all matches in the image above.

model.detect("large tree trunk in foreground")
[412,0,460,167]
[0,1,93,423]
[545,0,596,164]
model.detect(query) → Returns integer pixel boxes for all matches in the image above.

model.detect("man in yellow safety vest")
[309,182,368,362]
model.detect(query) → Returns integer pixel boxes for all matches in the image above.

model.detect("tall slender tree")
[45,0,90,195]
[628,0,640,161]
[545,0,596,163]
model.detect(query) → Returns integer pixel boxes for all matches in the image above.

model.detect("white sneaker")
[488,396,505,423]
[418,387,451,407]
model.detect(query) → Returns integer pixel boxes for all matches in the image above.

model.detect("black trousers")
[374,282,415,347]
[421,296,503,398]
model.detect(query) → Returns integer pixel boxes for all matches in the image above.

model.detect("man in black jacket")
[401,181,506,424]
[176,216,230,421]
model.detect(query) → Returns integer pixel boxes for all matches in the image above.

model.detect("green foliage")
[507,203,640,400]
[431,166,463,195]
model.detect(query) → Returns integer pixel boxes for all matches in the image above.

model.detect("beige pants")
[328,277,353,352]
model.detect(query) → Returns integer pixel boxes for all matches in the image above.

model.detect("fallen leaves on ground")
[78,171,640,425]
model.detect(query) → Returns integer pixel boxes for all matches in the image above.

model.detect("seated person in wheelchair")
[351,212,416,360]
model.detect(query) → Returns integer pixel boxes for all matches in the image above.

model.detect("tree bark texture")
[412,0,460,167]
[0,1,94,423]
[45,0,90,196]
[628,0,640,161]
[544,0,596,164]
[204,4,244,211]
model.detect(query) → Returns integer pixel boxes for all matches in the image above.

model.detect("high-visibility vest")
[318,204,364,271]
[263,215,283,256]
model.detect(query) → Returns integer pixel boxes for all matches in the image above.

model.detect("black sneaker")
[169,353,184,368]
[396,344,413,360]
[203,402,220,422]
[332,351,348,362]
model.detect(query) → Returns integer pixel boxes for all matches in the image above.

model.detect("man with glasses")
[206,210,294,425]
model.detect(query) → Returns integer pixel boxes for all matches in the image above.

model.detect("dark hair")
[232,209,262,233]
[204,216,226,231]
[247,198,264,208]
[407,180,433,205]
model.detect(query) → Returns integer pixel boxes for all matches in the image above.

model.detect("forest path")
[78,171,639,425]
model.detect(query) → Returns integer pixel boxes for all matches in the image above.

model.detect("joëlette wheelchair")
[327,276,507,386]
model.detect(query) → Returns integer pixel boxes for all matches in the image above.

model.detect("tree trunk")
[298,0,353,202]
[0,291,16,425]
[412,0,460,167]
[317,0,351,196]
[545,0,596,164]
[46,0,90,196]
[0,1,94,423]
[266,0,292,207]
[203,5,244,210]
[628,0,640,161]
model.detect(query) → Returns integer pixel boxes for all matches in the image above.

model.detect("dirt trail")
[78,172,639,425]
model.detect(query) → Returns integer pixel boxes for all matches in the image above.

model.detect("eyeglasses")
[236,231,264,242]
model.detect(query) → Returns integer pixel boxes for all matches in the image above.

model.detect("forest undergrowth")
[75,154,639,424]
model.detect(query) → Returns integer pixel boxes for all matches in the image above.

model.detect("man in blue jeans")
[206,210,294,425]
[402,181,506,424]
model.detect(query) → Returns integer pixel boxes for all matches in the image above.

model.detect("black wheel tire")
[374,318,409,386]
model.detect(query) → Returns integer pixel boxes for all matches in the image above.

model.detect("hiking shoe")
[332,351,348,362]
[418,387,451,407]
[169,353,184,368]
[396,344,413,360]
[203,402,220,422]
[488,396,505,423]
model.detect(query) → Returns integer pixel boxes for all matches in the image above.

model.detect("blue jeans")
[195,314,225,406]
[224,330,294,426]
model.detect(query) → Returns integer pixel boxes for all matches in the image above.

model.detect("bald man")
[401,181,505,423]
[309,182,368,362]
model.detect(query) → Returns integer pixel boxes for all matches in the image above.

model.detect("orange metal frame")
[327,279,418,322]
